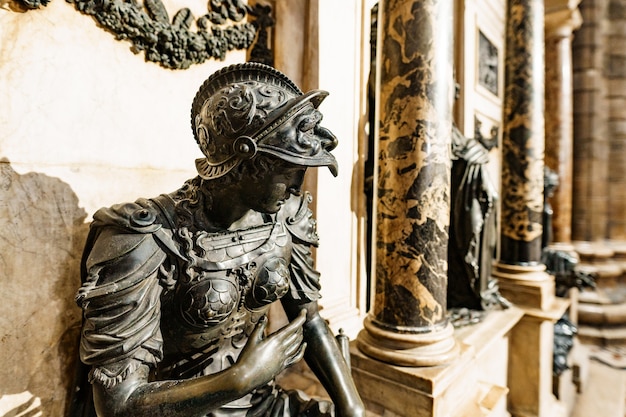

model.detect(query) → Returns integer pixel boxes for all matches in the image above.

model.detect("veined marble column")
[495,0,557,315]
[495,3,571,416]
[544,2,582,245]
[499,0,546,265]
[356,0,458,366]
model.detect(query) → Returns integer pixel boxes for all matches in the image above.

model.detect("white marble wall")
[0,1,242,414]
[315,0,371,336]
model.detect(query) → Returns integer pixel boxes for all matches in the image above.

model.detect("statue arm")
[280,193,365,416]
[92,363,253,417]
[91,311,308,417]
[281,298,365,417]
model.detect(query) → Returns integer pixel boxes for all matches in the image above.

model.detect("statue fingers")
[269,309,306,341]
[249,315,269,344]
[281,329,304,353]
[285,342,307,367]
[284,309,307,331]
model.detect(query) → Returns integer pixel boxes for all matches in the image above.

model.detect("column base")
[351,308,523,417]
[491,262,571,417]
[573,240,626,344]
[502,296,569,417]
[493,262,556,310]
[356,315,459,367]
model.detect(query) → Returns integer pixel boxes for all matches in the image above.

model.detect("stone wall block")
[608,222,626,239]
[605,36,626,56]
[606,79,626,95]
[590,208,609,238]
[589,165,609,195]
[573,24,604,47]
[573,70,605,91]
[578,0,607,22]
[608,119,626,136]
[0,161,88,416]
[605,20,626,36]
[573,46,606,70]
[573,114,608,141]
[608,97,626,117]
[573,89,607,115]
[607,0,626,19]
[605,55,626,78]
[609,182,626,200]
[608,148,626,180]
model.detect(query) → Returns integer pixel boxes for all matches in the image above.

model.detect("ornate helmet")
[191,62,338,180]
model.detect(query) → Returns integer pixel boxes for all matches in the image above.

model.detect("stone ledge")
[350,308,524,417]
[578,323,626,344]
[578,299,626,324]
[351,342,498,417]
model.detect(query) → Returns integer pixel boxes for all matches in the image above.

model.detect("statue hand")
[236,309,307,389]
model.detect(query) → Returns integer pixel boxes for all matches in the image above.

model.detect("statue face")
[242,164,306,214]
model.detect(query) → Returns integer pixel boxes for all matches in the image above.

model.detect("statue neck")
[201,184,265,232]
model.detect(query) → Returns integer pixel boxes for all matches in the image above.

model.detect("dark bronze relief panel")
[11,0,274,70]
[478,30,499,96]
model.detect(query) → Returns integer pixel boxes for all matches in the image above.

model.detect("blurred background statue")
[447,121,510,325]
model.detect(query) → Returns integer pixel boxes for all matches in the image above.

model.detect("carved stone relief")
[478,30,499,96]
[474,114,499,150]
[11,0,274,70]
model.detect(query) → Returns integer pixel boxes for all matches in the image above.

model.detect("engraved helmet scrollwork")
[191,62,339,180]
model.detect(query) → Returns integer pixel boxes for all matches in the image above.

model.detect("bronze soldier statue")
[74,63,364,417]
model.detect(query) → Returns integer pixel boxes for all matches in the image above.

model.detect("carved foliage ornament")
[13,0,273,70]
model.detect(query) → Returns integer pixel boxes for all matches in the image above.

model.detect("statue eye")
[298,117,317,132]
[297,109,322,132]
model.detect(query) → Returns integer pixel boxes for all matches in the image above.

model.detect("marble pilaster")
[356,0,458,366]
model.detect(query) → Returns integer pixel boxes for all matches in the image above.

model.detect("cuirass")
[157,219,294,379]
[174,220,292,329]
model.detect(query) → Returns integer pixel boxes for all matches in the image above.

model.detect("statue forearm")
[304,316,365,417]
[92,311,307,417]
[92,363,253,417]
[282,300,365,417]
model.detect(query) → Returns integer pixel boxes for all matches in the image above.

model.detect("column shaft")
[544,28,576,244]
[357,0,458,366]
[500,0,546,264]
[571,0,609,242]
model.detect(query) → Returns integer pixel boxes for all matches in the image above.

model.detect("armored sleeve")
[281,192,322,303]
[76,199,175,388]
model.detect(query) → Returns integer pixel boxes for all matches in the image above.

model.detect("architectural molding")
[544,0,582,37]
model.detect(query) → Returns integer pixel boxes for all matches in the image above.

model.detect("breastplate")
[174,220,292,330]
